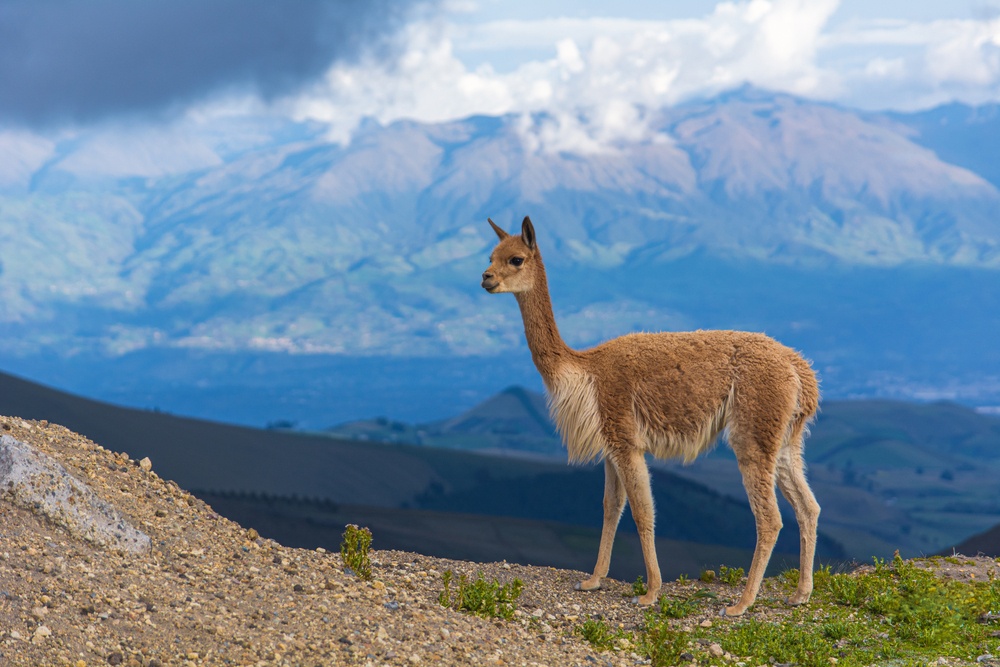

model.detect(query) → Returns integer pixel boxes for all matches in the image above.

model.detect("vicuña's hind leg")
[726,445,782,616]
[614,449,661,606]
[776,431,820,606]
[576,458,626,593]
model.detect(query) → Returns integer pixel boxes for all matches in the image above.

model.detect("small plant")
[676,573,689,584]
[339,524,373,580]
[632,575,648,597]
[656,588,716,619]
[577,617,631,651]
[439,570,524,620]
[699,569,716,583]
[718,564,745,586]
[639,614,689,667]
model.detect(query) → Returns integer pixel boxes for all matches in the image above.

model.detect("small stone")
[700,619,714,628]
[31,625,51,643]
[680,652,696,662]
[247,528,259,541]
[154,509,167,518]
[709,643,724,657]
[138,457,152,472]
[107,652,124,665]
[409,654,422,664]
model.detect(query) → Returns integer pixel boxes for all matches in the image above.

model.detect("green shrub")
[718,564,745,586]
[339,524,373,580]
[656,588,716,619]
[439,570,524,620]
[638,614,688,667]
[576,617,631,651]
[631,575,648,597]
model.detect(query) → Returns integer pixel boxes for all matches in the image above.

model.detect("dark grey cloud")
[0,0,430,127]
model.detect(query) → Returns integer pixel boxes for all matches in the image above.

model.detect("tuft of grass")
[576,617,631,651]
[656,588,717,619]
[631,575,648,597]
[438,570,524,620]
[718,564,745,586]
[339,524,373,580]
[638,614,689,667]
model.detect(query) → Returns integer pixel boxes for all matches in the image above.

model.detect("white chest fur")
[545,365,608,463]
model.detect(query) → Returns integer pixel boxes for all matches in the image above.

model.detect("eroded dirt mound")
[0,416,657,666]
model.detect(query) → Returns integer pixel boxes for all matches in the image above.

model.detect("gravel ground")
[2,415,997,667]
[0,416,677,666]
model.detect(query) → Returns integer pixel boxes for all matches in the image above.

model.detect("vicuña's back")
[556,330,819,466]
[482,216,821,616]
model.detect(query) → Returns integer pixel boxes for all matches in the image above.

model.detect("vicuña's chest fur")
[545,365,607,463]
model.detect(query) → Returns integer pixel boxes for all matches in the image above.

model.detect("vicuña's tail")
[792,353,820,422]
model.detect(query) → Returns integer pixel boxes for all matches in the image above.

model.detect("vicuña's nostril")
[482,272,493,281]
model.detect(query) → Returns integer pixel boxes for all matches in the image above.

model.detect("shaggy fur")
[481,216,821,616]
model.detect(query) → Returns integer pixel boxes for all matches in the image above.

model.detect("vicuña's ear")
[521,216,536,250]
[487,218,510,240]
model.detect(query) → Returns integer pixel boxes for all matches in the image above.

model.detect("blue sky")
[1,0,998,150]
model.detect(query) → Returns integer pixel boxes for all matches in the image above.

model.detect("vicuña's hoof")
[631,593,657,606]
[786,594,810,607]
[723,605,747,617]
[574,580,601,592]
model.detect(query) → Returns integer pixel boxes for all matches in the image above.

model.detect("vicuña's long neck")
[514,258,575,382]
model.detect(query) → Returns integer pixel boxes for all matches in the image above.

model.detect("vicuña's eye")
[510,257,524,267]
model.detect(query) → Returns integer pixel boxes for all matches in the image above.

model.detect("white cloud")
[283,0,1000,150]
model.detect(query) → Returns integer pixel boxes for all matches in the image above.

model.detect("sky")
[0,0,998,147]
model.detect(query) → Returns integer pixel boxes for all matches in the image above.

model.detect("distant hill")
[0,368,844,579]
[946,522,1000,558]
[328,385,558,454]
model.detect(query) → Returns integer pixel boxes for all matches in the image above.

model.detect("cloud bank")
[0,0,427,127]
[290,0,1000,149]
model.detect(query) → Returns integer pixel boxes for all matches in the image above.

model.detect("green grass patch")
[438,570,524,620]
[576,617,632,651]
[583,555,1000,667]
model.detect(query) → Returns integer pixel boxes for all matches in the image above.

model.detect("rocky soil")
[2,415,998,667]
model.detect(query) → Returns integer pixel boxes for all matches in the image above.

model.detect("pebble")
[700,619,713,628]
[708,642,724,657]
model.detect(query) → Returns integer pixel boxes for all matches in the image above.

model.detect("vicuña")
[480,216,820,616]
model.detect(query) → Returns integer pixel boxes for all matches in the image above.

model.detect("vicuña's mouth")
[481,279,499,292]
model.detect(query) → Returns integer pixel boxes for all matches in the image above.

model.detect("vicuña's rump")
[481,216,821,616]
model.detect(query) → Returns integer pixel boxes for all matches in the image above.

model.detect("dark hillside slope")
[946,523,1000,558]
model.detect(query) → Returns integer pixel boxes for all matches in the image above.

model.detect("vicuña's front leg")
[576,458,626,593]
[616,449,662,606]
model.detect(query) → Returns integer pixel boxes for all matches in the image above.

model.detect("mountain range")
[2,86,1000,425]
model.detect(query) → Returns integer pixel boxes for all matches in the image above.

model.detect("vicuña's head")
[481,216,541,294]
